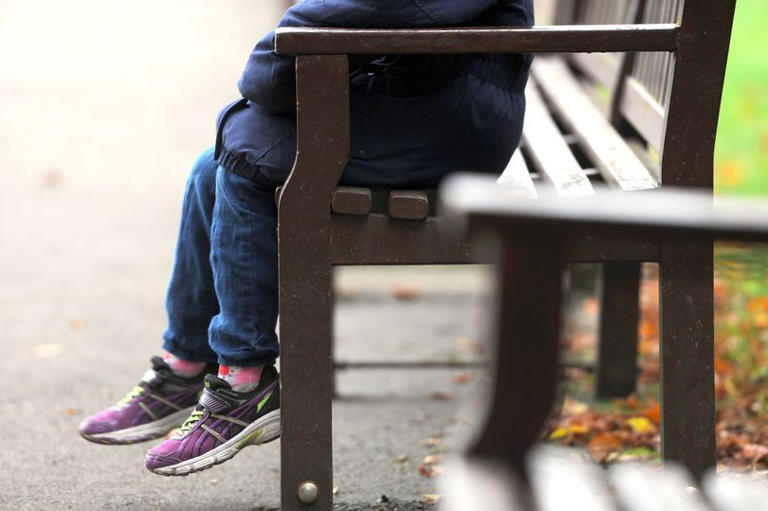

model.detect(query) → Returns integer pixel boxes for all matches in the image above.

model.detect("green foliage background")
[715,0,768,196]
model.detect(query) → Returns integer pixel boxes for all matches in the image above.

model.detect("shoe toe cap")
[145,439,186,470]
[78,417,116,436]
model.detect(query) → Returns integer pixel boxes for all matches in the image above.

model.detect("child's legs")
[207,167,279,367]
[162,148,220,363]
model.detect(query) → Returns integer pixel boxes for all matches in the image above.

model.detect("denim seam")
[411,0,441,23]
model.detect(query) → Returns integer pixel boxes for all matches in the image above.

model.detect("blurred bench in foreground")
[441,176,768,510]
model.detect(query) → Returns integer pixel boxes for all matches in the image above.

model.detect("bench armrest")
[274,24,680,56]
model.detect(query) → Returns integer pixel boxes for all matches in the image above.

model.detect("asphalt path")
[0,3,489,508]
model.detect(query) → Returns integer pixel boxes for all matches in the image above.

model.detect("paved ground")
[0,2,491,508]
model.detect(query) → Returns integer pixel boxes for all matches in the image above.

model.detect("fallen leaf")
[424,494,441,503]
[391,285,422,301]
[425,436,442,447]
[431,392,453,401]
[569,425,589,435]
[741,444,768,467]
[423,454,444,465]
[453,372,471,384]
[210,479,219,485]
[626,417,656,434]
[333,485,340,496]
[395,455,409,464]
[618,447,656,461]
[588,433,623,462]
[639,320,659,342]
[549,428,568,440]
[714,356,733,376]
[642,402,661,426]
[582,298,599,317]
[724,377,740,398]
[63,407,80,416]
[562,396,589,415]
[418,464,436,478]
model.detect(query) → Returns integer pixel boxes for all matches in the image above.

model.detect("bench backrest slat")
[556,0,725,157]
[565,0,633,88]
[618,0,684,150]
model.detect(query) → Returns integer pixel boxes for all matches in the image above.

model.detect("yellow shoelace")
[179,409,205,436]
[116,386,145,407]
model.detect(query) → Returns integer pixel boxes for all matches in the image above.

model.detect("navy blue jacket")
[216,0,534,189]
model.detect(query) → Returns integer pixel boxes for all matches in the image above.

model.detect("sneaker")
[79,356,215,445]
[145,367,280,476]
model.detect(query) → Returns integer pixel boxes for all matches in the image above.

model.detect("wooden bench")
[441,181,768,510]
[273,1,736,508]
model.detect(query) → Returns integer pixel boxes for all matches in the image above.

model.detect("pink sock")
[162,352,206,378]
[218,365,263,392]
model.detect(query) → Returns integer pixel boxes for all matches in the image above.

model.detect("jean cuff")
[216,354,277,368]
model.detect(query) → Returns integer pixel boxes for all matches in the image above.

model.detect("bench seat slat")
[532,58,659,192]
[389,190,430,220]
[332,186,372,215]
[497,150,538,198]
[523,84,594,197]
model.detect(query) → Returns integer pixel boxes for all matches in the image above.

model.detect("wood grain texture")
[523,83,594,197]
[497,150,538,199]
[332,186,372,216]
[275,24,680,55]
[533,58,659,191]
[388,190,429,220]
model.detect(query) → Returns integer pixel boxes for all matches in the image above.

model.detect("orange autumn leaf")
[642,402,661,427]
[391,284,423,300]
[418,464,436,478]
[588,433,623,462]
[714,356,733,376]
[639,337,659,357]
[589,433,622,450]
[582,298,599,317]
[713,279,726,308]
[754,313,768,329]
[625,394,640,410]
[639,320,658,341]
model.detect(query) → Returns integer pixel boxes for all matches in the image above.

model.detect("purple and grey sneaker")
[79,356,215,445]
[145,367,280,476]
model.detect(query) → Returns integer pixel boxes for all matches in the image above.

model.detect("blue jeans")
[162,148,279,367]
[162,74,525,367]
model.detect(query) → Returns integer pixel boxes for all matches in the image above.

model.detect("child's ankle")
[162,352,206,378]
[218,365,263,392]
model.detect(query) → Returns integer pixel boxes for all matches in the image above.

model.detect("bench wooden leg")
[659,239,716,480]
[596,262,641,398]
[278,54,349,511]
[279,257,334,511]
[468,236,564,477]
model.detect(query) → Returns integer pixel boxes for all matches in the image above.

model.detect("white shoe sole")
[148,409,281,476]
[82,407,194,444]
